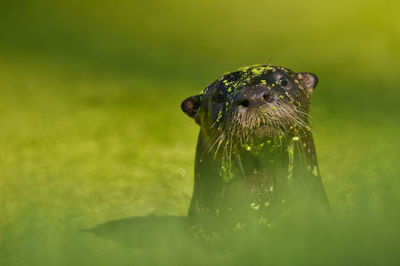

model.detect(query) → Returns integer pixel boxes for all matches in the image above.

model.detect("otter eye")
[213,92,225,103]
[278,77,289,87]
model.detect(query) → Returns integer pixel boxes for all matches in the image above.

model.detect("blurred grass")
[0,0,400,265]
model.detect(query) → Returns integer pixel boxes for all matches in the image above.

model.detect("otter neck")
[190,130,328,223]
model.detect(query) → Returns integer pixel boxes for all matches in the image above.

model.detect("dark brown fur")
[182,65,329,226]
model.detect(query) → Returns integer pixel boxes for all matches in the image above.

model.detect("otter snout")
[235,86,276,109]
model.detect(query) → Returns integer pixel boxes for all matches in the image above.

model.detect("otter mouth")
[205,102,311,152]
[211,102,310,146]
[231,106,294,139]
[253,124,278,137]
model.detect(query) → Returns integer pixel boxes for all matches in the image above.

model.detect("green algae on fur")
[181,64,329,226]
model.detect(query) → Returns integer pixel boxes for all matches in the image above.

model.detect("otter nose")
[236,91,275,108]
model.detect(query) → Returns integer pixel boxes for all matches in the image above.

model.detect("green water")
[1,0,399,265]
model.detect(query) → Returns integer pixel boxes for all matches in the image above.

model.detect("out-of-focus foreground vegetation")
[0,0,399,265]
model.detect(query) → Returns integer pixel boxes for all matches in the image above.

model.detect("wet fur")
[181,65,330,223]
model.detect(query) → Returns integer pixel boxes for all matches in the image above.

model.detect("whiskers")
[200,101,313,181]
[204,101,312,157]
[208,133,225,154]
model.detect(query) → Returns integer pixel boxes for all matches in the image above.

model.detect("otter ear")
[181,95,202,119]
[299,73,318,97]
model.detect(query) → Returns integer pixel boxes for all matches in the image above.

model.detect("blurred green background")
[1,0,400,265]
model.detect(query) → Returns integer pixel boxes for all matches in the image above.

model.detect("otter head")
[181,65,318,147]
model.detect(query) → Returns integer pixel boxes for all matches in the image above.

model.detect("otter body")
[181,65,329,224]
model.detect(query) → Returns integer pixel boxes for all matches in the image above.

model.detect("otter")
[181,65,329,226]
